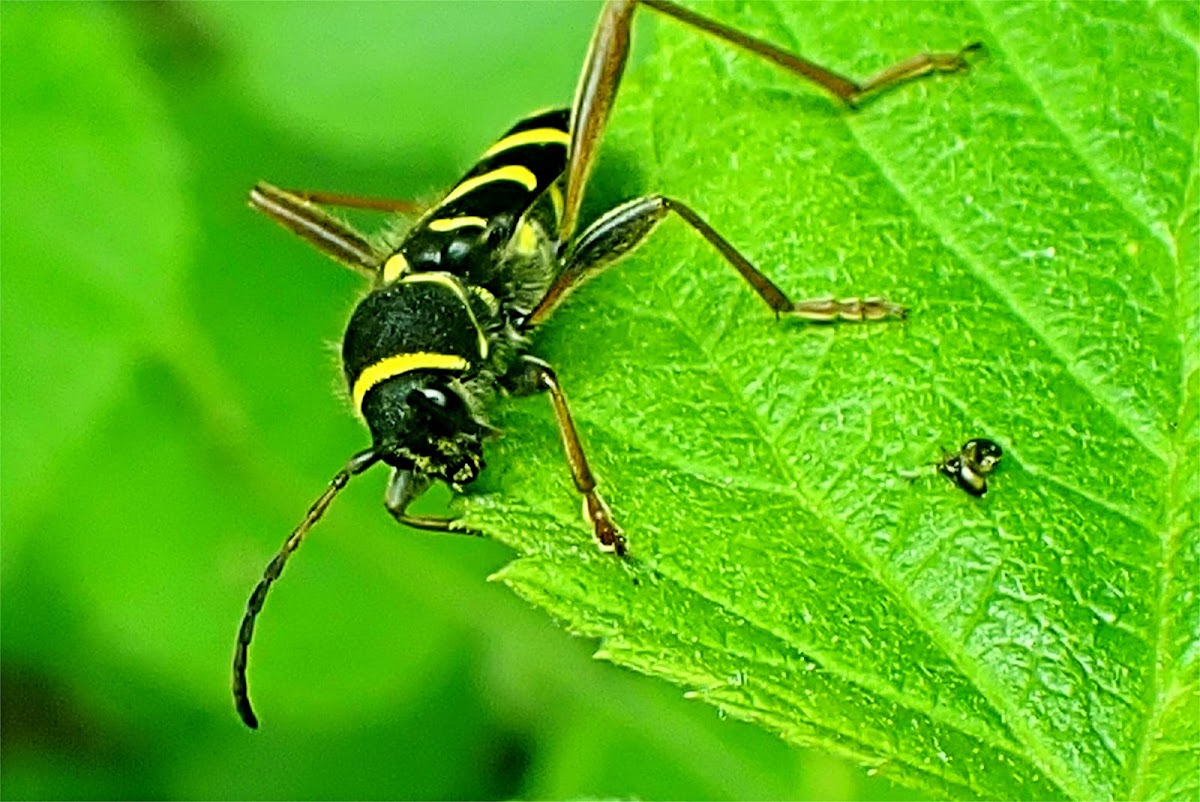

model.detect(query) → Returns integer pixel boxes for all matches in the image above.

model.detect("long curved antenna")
[233,449,379,729]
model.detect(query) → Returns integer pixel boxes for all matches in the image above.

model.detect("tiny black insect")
[233,0,980,728]
[938,438,1003,497]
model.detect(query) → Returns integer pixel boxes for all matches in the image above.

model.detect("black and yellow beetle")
[233,0,980,728]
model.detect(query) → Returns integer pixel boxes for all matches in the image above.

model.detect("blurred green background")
[0,2,922,799]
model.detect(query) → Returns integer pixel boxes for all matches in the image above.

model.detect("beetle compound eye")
[405,384,472,434]
[419,388,448,407]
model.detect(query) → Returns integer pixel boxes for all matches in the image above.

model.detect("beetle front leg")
[507,356,625,556]
[249,183,384,278]
[384,468,484,535]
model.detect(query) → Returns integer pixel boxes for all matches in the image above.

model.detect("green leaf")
[0,2,194,542]
[0,2,489,734]
[7,5,867,800]
[465,2,1199,800]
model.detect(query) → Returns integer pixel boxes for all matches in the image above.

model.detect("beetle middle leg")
[275,188,426,215]
[526,193,906,327]
[505,355,625,556]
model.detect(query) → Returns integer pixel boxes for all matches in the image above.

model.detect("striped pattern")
[438,164,539,208]
[352,110,574,411]
[426,216,488,233]
[352,352,469,414]
[432,108,570,225]
[342,272,489,411]
[482,126,572,159]
[384,108,570,279]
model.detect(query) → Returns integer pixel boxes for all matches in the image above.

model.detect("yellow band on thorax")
[352,352,469,414]
[381,252,410,284]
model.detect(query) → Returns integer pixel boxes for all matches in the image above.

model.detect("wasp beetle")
[233,0,980,728]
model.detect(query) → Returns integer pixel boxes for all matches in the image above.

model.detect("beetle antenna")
[233,449,379,729]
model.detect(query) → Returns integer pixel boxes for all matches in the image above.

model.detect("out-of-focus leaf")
[190,1,600,180]
[0,3,192,536]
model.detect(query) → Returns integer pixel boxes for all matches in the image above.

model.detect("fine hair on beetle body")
[233,0,981,729]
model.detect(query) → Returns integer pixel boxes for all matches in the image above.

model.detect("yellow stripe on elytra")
[439,165,538,208]
[482,127,571,158]
[427,216,488,233]
[400,272,490,360]
[381,252,410,284]
[547,183,564,224]
[514,221,540,256]
[353,352,468,414]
